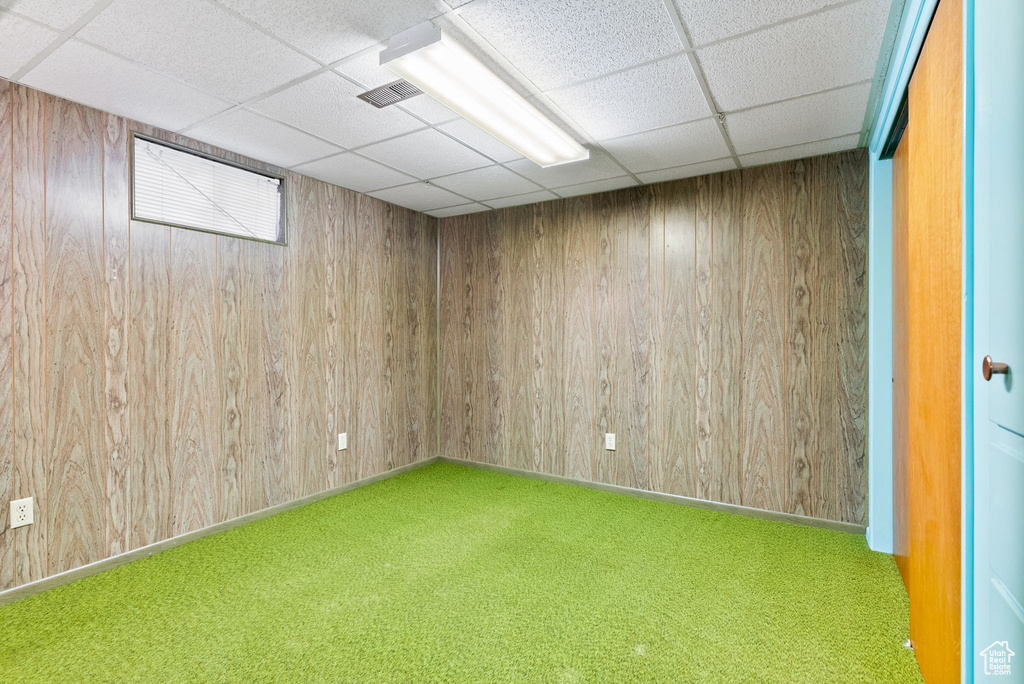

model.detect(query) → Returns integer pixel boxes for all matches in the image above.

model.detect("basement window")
[132,135,285,244]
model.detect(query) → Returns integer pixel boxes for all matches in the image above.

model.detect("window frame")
[130,132,288,246]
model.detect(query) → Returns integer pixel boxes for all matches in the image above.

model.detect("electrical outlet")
[605,433,616,451]
[10,497,33,529]
[338,433,348,451]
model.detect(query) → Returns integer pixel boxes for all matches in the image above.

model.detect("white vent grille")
[357,79,423,108]
[133,136,284,243]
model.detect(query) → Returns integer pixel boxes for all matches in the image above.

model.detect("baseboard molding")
[438,457,867,535]
[0,458,439,607]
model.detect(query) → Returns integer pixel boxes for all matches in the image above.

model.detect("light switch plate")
[10,497,33,529]
[338,433,348,451]
[605,433,616,451]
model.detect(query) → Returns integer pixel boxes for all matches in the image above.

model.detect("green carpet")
[0,462,922,683]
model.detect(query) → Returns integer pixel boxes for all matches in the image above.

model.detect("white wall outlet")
[605,433,616,451]
[337,433,348,451]
[10,497,33,529]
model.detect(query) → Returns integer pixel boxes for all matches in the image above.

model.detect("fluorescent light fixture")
[381,23,589,168]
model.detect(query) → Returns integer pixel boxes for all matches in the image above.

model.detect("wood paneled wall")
[439,149,869,524]
[893,0,963,678]
[0,80,438,591]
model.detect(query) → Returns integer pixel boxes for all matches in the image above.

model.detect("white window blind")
[133,136,284,243]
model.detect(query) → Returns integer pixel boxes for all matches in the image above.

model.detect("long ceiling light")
[381,22,589,168]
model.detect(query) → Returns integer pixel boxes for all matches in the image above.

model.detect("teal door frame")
[864,0,939,556]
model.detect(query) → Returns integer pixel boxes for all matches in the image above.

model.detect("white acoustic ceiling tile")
[698,0,890,111]
[738,134,861,167]
[485,190,558,209]
[187,109,342,168]
[336,50,460,124]
[397,96,458,125]
[432,165,541,201]
[0,11,57,78]
[369,182,466,212]
[674,0,840,46]
[293,152,415,193]
[601,118,729,174]
[437,119,522,163]
[441,0,474,8]
[0,0,96,29]
[726,82,869,155]
[636,157,737,184]
[78,0,320,103]
[458,0,681,91]
[547,55,711,140]
[216,0,447,64]
[21,40,231,131]
[359,128,491,179]
[427,203,491,218]
[336,47,398,89]
[250,72,423,149]
[504,149,624,188]
[554,176,639,198]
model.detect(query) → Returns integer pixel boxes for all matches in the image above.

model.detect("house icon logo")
[980,641,1015,676]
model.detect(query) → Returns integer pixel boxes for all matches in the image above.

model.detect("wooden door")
[891,0,963,680]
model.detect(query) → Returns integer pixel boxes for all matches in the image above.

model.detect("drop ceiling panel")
[738,133,860,167]
[504,149,624,189]
[249,71,423,149]
[458,0,682,91]
[698,0,890,112]
[0,0,96,30]
[485,190,558,209]
[293,152,415,194]
[674,0,840,46]
[547,54,711,141]
[726,82,870,155]
[432,165,541,201]
[0,11,57,78]
[77,0,320,103]
[602,118,730,174]
[359,128,491,179]
[369,182,466,212]
[334,49,458,124]
[427,203,490,218]
[554,176,638,198]
[215,0,448,64]
[437,119,522,163]
[21,40,231,131]
[187,109,342,168]
[636,157,737,184]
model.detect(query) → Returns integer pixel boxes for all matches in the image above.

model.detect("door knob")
[982,355,1009,381]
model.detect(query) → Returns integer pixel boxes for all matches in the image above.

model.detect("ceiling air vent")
[357,79,423,108]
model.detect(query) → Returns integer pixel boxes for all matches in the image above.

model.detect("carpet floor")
[0,462,922,683]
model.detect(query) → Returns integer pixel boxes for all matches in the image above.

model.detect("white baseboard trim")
[0,458,438,607]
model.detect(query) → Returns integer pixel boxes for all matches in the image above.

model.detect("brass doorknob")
[982,355,1009,381]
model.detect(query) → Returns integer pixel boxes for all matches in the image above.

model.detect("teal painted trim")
[962,0,974,677]
[858,0,909,147]
[866,153,894,554]
[867,0,940,154]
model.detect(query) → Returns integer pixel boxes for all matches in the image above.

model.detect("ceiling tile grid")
[369,182,468,212]
[601,118,731,174]
[696,0,892,111]
[3,0,894,215]
[292,152,416,194]
[0,11,58,78]
[0,0,97,30]
[76,0,321,102]
[186,108,343,168]
[21,39,232,131]
[248,71,425,149]
[431,165,543,201]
